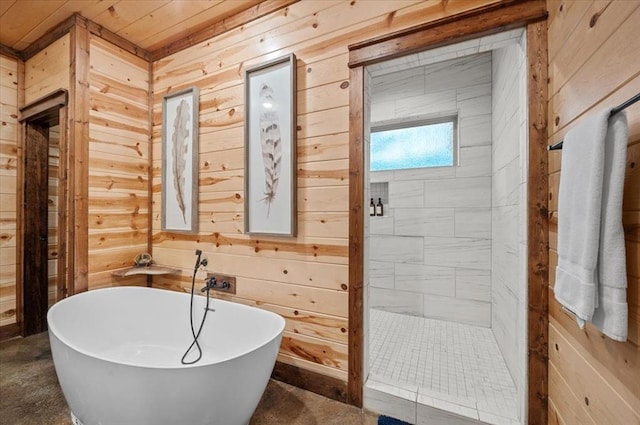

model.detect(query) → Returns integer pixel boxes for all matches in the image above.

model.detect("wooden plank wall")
[24,33,70,105]
[151,0,500,382]
[87,35,150,289]
[547,1,640,424]
[0,53,18,327]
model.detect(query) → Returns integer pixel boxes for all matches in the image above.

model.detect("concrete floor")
[0,332,378,425]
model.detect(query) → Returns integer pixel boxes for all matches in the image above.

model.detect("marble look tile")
[364,383,417,424]
[394,208,455,237]
[455,207,491,238]
[371,235,423,263]
[370,288,424,316]
[390,180,424,208]
[417,403,479,425]
[370,211,394,235]
[459,115,492,147]
[424,53,491,93]
[492,113,520,169]
[370,170,394,183]
[478,411,521,425]
[456,145,492,178]
[395,263,455,296]
[422,295,491,326]
[492,158,521,207]
[373,66,425,102]
[371,99,395,123]
[430,398,479,421]
[394,89,457,119]
[394,165,456,181]
[424,177,491,208]
[369,260,394,289]
[418,387,476,409]
[424,237,491,270]
[456,268,491,302]
[458,85,492,118]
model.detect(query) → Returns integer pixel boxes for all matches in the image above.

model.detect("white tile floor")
[366,309,520,425]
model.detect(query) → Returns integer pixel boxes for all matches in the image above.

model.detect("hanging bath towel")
[554,109,628,342]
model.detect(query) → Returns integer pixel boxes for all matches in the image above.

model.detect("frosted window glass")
[370,121,454,171]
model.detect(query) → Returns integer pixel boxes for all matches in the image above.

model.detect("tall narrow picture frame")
[244,54,297,236]
[161,87,199,233]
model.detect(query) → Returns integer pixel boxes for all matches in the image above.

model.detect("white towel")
[554,109,628,341]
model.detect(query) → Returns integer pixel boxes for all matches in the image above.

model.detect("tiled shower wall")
[490,33,528,420]
[369,53,493,327]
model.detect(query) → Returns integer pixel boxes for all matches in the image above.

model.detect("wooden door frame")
[346,2,549,424]
[18,89,70,335]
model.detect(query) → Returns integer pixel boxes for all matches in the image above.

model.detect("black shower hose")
[180,253,211,365]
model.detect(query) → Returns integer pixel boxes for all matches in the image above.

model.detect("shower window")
[370,116,457,171]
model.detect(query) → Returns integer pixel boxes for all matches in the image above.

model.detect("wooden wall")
[547,1,640,424]
[24,33,69,105]
[0,53,18,327]
[151,0,501,383]
[87,35,150,289]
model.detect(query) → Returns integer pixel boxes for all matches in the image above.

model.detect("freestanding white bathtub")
[47,286,285,425]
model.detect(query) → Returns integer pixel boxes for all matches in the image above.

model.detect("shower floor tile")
[367,309,519,424]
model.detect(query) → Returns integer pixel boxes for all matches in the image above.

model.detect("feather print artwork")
[172,99,191,223]
[259,83,282,217]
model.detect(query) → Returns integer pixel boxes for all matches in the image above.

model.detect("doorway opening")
[18,89,69,336]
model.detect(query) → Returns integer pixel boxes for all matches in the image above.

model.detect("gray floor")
[0,332,378,425]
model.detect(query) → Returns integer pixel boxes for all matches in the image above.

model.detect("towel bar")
[548,92,640,151]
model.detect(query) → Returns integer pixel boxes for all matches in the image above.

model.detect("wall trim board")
[146,60,154,287]
[149,0,299,61]
[19,89,68,123]
[347,65,364,407]
[272,360,347,403]
[0,43,21,60]
[19,14,150,63]
[82,16,151,62]
[527,20,550,425]
[15,59,25,335]
[0,324,21,342]
[20,14,77,61]
[68,23,90,294]
[347,0,547,68]
[347,0,549,418]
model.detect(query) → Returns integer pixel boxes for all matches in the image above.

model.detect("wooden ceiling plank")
[0,0,17,18]
[140,0,262,51]
[14,0,120,51]
[151,0,300,60]
[117,0,227,48]
[90,0,171,35]
[0,0,67,48]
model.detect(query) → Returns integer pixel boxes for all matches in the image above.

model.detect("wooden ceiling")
[0,0,264,53]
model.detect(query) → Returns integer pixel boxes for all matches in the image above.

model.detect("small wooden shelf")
[112,265,181,277]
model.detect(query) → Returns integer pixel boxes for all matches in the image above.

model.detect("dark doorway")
[23,121,51,335]
[19,90,68,336]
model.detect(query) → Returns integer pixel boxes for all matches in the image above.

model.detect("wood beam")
[0,43,20,60]
[527,20,550,425]
[19,89,68,123]
[347,66,364,408]
[348,0,547,68]
[68,22,90,294]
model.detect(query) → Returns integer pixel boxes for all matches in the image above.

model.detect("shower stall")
[363,29,528,425]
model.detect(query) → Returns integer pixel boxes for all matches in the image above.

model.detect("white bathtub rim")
[47,286,285,370]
